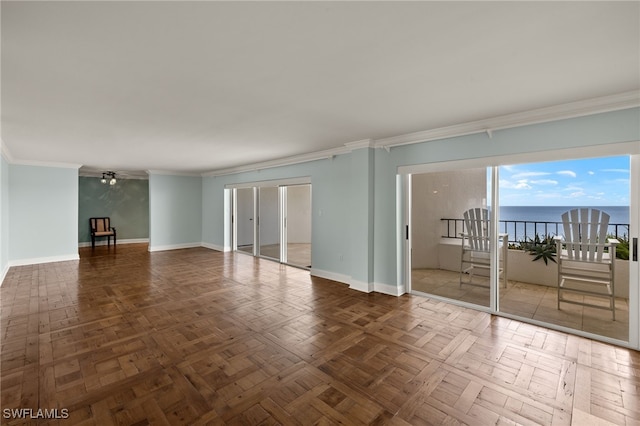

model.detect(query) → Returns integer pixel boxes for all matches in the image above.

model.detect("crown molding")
[375,90,640,149]
[147,169,201,177]
[205,91,639,177]
[79,167,149,179]
[344,139,375,150]
[204,138,380,177]
[0,139,15,163]
[11,159,82,169]
[0,139,81,169]
[203,145,353,177]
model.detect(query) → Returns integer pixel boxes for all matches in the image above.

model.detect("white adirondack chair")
[555,208,618,320]
[459,208,508,288]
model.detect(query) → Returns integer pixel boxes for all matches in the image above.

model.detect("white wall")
[286,184,311,244]
[9,164,79,264]
[411,169,486,269]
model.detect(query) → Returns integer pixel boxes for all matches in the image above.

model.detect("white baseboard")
[9,254,80,267]
[148,242,203,252]
[349,278,373,293]
[79,238,149,248]
[310,268,351,286]
[201,242,226,252]
[0,264,9,287]
[374,281,406,296]
[309,269,405,296]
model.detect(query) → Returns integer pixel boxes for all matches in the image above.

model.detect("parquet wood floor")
[1,244,639,425]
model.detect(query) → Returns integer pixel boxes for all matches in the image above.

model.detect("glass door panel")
[285,184,312,269]
[498,155,630,342]
[410,167,493,308]
[235,187,255,255]
[258,186,280,260]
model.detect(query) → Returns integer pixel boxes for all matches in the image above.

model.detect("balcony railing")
[441,218,629,245]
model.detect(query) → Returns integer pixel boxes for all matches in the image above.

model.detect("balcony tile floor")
[412,268,629,342]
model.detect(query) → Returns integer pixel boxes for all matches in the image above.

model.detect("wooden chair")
[89,217,117,249]
[459,208,508,288]
[555,208,618,320]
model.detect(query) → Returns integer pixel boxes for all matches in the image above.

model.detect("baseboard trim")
[374,281,406,296]
[349,278,373,293]
[309,270,404,296]
[201,242,226,252]
[0,264,9,287]
[9,254,80,267]
[148,242,203,252]
[78,238,149,248]
[310,268,350,286]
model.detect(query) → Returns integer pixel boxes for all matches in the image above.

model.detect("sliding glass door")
[284,184,312,268]
[497,156,631,342]
[258,186,280,260]
[231,180,312,270]
[410,167,494,308]
[235,187,255,255]
[406,150,638,345]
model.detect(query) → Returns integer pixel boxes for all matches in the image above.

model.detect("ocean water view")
[499,206,629,224]
[498,205,630,243]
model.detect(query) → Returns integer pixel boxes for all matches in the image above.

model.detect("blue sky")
[499,155,630,206]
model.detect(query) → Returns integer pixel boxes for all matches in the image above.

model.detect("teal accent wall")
[149,174,202,249]
[78,177,149,243]
[9,164,79,262]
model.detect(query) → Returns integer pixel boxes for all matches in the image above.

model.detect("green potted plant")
[520,233,557,265]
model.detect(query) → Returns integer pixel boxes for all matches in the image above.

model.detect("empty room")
[1,2,639,425]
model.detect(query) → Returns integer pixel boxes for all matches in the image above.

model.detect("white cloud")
[530,179,558,185]
[511,171,550,179]
[569,191,585,198]
[557,170,576,178]
[601,168,629,174]
[500,179,532,189]
[588,171,595,175]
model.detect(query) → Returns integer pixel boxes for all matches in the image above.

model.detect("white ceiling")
[1,1,639,175]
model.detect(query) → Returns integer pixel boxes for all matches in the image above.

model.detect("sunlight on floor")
[412,268,629,341]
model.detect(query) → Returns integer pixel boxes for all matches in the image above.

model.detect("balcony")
[410,218,631,341]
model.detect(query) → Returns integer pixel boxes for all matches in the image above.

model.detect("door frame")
[399,141,640,349]
[226,177,311,265]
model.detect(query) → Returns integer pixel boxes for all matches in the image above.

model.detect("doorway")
[403,146,639,347]
[230,180,312,269]
[235,187,255,255]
